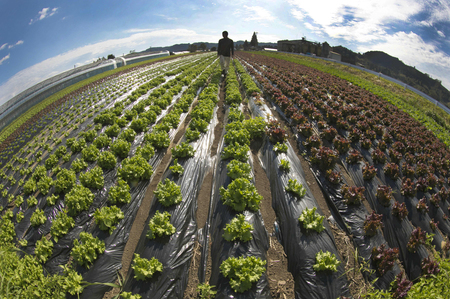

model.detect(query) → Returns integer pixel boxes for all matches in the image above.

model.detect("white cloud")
[0,54,10,65]
[29,7,58,25]
[0,29,217,105]
[288,0,423,42]
[358,31,450,91]
[0,43,7,51]
[7,40,24,49]
[291,9,304,21]
[437,30,445,38]
[284,23,295,30]
[426,0,450,24]
[304,22,322,35]
[419,20,432,27]
[237,5,275,22]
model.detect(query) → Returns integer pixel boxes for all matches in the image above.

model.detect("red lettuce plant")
[427,174,437,188]
[377,185,392,206]
[336,119,349,130]
[371,244,399,276]
[325,170,342,185]
[416,197,429,213]
[349,128,362,142]
[404,152,416,164]
[291,113,307,124]
[382,132,393,144]
[320,127,338,141]
[363,164,377,180]
[304,135,322,149]
[345,149,362,164]
[415,177,430,193]
[429,194,441,207]
[327,109,341,124]
[366,130,376,140]
[374,124,384,136]
[266,120,287,143]
[392,201,408,220]
[341,185,366,205]
[421,257,440,277]
[416,162,429,176]
[372,148,387,164]
[401,178,416,197]
[377,140,387,151]
[389,149,403,164]
[429,219,439,231]
[310,147,338,170]
[297,123,314,137]
[364,211,384,236]
[391,272,412,299]
[311,111,323,121]
[403,164,415,178]
[392,141,406,154]
[407,227,427,253]
[333,136,350,154]
[361,138,372,149]
[347,115,357,124]
[384,163,400,180]
[439,187,449,202]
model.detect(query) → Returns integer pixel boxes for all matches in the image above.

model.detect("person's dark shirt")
[218,37,234,57]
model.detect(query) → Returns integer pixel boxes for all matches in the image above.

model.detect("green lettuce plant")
[80,166,104,189]
[220,256,266,293]
[220,178,262,212]
[313,250,341,273]
[131,254,163,281]
[71,232,105,268]
[108,179,131,205]
[298,207,325,233]
[50,211,75,242]
[146,210,176,239]
[94,206,124,234]
[154,178,182,207]
[285,178,306,198]
[223,214,253,242]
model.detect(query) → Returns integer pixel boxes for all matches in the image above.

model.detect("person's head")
[222,31,228,38]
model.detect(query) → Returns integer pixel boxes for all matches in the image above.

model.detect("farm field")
[0,51,449,299]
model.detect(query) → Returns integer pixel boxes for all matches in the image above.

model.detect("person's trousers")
[219,55,231,72]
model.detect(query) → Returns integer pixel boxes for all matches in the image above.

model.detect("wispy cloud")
[0,54,10,65]
[437,30,445,38]
[0,29,217,105]
[8,40,24,49]
[288,0,423,42]
[0,43,7,51]
[155,14,178,21]
[29,7,58,25]
[425,0,450,25]
[304,22,323,36]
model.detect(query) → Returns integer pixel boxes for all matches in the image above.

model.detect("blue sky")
[1,0,450,106]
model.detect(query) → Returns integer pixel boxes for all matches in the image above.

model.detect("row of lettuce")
[0,53,217,298]
[237,52,450,298]
[259,51,450,147]
[0,53,188,148]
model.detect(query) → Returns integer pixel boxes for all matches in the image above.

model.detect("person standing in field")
[217,31,234,76]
